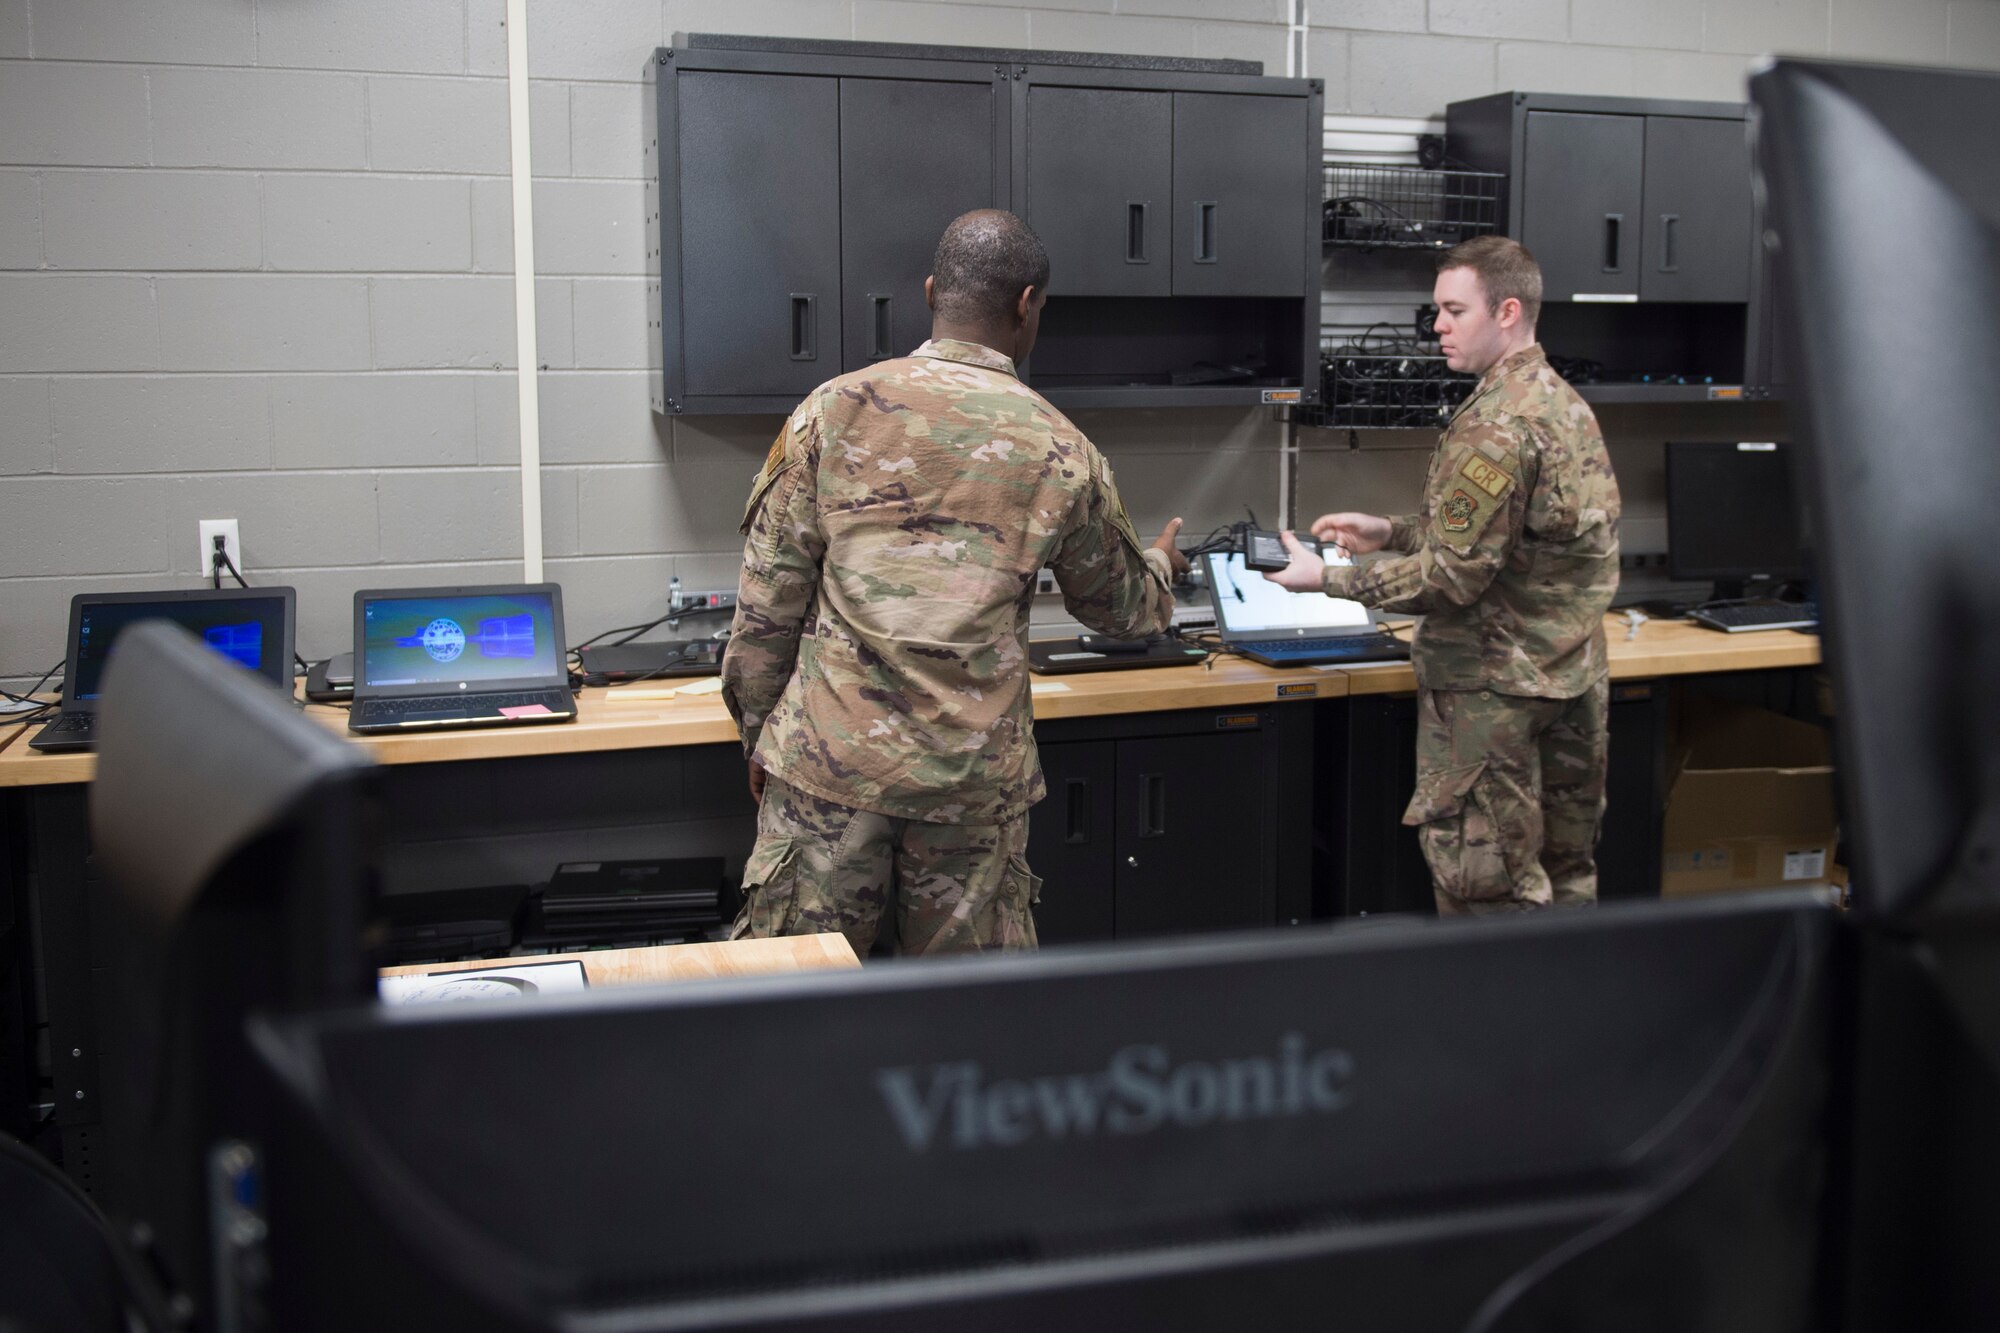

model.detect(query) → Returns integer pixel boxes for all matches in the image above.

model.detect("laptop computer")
[347,584,577,734]
[1202,550,1410,667]
[29,587,298,753]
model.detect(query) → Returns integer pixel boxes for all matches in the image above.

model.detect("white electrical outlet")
[199,519,242,580]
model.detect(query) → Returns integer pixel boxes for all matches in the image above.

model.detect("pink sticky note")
[500,704,554,718]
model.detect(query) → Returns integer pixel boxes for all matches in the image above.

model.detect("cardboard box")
[1661,701,1839,897]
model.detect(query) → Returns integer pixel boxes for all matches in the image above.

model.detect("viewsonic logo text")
[875,1034,1354,1152]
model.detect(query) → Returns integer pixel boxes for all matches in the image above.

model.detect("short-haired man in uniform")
[721,209,1187,957]
[1266,236,1620,914]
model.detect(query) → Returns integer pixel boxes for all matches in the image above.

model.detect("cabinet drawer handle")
[789,293,817,361]
[1602,214,1623,274]
[1127,202,1149,264]
[1064,777,1091,845]
[868,293,892,359]
[1140,773,1167,838]
[1194,201,1218,264]
[1659,213,1679,273]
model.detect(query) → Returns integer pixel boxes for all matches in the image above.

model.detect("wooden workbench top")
[0,615,1820,787]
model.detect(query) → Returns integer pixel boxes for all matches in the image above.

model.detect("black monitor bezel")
[60,586,298,712]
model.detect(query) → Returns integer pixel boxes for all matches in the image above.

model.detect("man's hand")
[1262,531,1326,593]
[1309,511,1392,560]
[1150,515,1189,578]
[747,758,767,805]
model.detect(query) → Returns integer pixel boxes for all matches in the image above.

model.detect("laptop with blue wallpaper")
[347,584,576,733]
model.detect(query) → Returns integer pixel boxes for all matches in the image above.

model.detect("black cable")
[2,659,66,727]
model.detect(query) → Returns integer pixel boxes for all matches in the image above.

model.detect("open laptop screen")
[1204,552,1373,637]
[359,591,562,688]
[71,593,293,702]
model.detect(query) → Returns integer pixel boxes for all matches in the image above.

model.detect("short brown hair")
[1438,236,1542,328]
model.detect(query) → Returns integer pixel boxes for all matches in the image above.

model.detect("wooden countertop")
[0,616,1820,788]
[377,932,859,987]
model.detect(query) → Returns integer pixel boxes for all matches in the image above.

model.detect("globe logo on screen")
[419,617,466,663]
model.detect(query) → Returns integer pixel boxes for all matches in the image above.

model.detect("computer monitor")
[1752,56,2000,1329]
[88,621,380,1320]
[1664,440,1810,601]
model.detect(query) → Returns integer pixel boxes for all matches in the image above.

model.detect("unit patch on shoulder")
[761,428,789,479]
[1441,488,1479,534]
[1458,454,1514,500]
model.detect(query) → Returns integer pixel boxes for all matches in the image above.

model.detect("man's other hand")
[1151,516,1189,578]
[1309,511,1392,560]
[748,758,768,804]
[1263,530,1326,593]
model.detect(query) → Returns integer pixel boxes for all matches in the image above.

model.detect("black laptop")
[1202,551,1410,667]
[347,584,577,734]
[30,587,298,753]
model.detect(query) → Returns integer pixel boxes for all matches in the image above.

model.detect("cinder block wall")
[4,0,1999,687]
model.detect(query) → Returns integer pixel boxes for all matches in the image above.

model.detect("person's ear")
[924,275,936,311]
[1498,296,1522,329]
[1015,285,1037,325]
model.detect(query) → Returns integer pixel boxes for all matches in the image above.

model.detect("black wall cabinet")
[649,37,1321,414]
[1448,92,1778,402]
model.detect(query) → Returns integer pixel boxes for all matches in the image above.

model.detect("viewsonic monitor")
[1752,56,2000,1329]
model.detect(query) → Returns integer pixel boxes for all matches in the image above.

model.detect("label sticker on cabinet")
[1274,682,1318,698]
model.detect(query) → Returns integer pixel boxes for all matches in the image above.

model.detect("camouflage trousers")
[731,775,1041,959]
[1403,678,1610,917]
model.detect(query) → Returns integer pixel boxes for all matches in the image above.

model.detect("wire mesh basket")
[1322,162,1505,250]
[1302,343,1476,430]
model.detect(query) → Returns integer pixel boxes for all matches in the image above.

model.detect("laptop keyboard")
[1689,600,1818,631]
[1242,633,1409,660]
[358,689,571,718]
[47,713,93,733]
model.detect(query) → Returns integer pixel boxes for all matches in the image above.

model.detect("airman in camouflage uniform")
[721,210,1183,958]
[1268,237,1620,915]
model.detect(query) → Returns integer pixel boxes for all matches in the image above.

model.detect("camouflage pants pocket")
[1404,760,1512,905]
[731,836,804,940]
[995,854,1042,951]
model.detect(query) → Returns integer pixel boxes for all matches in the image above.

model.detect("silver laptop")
[30,587,297,753]
[1202,551,1409,667]
[347,584,577,733]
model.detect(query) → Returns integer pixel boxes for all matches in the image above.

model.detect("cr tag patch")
[1441,489,1479,533]
[1458,454,1514,500]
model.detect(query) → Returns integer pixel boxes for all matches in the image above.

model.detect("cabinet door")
[678,71,841,396]
[1640,115,1753,303]
[1026,741,1117,944]
[1114,732,1271,937]
[1522,111,1645,302]
[1171,92,1309,297]
[1025,86,1172,297]
[840,78,1001,372]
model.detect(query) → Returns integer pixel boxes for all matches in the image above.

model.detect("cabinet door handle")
[868,293,892,359]
[1064,778,1091,845]
[789,293,817,361]
[1126,201,1149,263]
[1194,201,1218,264]
[1139,773,1167,838]
[1602,214,1623,274]
[1658,213,1679,273]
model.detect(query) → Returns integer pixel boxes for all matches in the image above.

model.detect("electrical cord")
[1,660,66,727]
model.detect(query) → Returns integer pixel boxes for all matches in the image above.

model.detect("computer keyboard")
[1689,600,1819,632]
[47,714,92,733]
[1242,633,1409,660]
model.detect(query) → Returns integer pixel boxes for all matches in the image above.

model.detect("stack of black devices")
[528,857,727,945]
